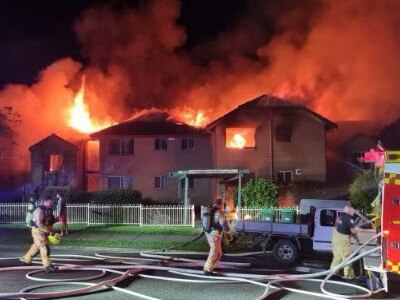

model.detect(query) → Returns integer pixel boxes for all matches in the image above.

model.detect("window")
[225,128,256,148]
[108,138,134,155]
[180,177,195,189]
[155,176,168,189]
[108,176,134,189]
[48,154,63,172]
[277,171,293,185]
[155,138,167,150]
[181,137,195,150]
[276,125,292,142]
[320,209,337,227]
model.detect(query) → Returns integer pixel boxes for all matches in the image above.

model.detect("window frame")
[107,176,134,189]
[320,209,338,227]
[277,170,293,185]
[181,137,196,150]
[155,138,168,151]
[154,175,168,190]
[108,138,134,156]
[47,153,63,173]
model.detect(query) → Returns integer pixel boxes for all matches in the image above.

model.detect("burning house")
[28,94,337,205]
[207,95,337,185]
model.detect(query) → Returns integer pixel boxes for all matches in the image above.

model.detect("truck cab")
[313,207,375,252]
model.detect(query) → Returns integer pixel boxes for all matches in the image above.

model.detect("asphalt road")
[1,246,400,300]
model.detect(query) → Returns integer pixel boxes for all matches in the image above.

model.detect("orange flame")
[226,128,255,148]
[68,78,112,133]
[229,133,246,148]
[169,106,210,127]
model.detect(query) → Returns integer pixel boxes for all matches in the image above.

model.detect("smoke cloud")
[1,0,399,177]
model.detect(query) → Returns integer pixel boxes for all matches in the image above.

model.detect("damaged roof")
[207,94,337,132]
[91,112,210,138]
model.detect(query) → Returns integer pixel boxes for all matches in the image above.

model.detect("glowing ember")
[68,78,111,133]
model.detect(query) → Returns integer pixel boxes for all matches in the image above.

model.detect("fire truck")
[359,150,400,292]
[380,151,400,286]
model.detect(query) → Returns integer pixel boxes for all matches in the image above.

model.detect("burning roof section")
[90,112,210,138]
[207,94,337,132]
[29,134,78,151]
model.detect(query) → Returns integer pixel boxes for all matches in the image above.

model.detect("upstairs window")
[277,170,293,185]
[226,128,256,148]
[155,176,168,189]
[48,154,63,172]
[276,125,292,142]
[155,138,167,150]
[181,137,195,150]
[108,176,134,189]
[108,138,134,155]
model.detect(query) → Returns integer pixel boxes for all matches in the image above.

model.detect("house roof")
[90,112,210,138]
[206,94,337,132]
[29,134,78,151]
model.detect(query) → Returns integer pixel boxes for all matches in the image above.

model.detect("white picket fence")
[236,206,300,222]
[0,203,195,227]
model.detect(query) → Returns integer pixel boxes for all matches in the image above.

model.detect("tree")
[349,170,378,213]
[241,178,278,207]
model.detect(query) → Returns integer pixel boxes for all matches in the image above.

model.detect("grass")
[1,223,251,252]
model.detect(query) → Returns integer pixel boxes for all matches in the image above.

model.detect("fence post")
[139,204,143,227]
[87,203,90,226]
[191,205,195,228]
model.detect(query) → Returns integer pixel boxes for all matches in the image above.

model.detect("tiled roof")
[91,112,209,138]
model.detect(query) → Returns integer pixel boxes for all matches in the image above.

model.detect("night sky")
[1,0,400,156]
[0,0,248,87]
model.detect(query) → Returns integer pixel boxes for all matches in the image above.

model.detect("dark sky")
[0,0,247,87]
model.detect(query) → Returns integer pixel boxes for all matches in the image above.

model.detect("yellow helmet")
[48,233,61,245]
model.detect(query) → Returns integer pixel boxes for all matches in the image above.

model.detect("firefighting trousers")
[23,228,52,267]
[204,232,222,272]
[330,230,355,278]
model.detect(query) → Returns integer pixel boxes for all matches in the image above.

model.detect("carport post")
[238,171,243,209]
[184,175,189,224]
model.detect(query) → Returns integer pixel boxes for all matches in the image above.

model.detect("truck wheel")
[272,239,299,264]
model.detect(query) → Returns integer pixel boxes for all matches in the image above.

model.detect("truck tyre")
[272,239,299,264]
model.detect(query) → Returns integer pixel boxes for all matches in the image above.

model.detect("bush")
[65,189,151,205]
[349,170,378,213]
[241,179,278,207]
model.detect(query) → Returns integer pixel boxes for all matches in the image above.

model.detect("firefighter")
[22,196,59,273]
[203,198,232,276]
[330,205,360,279]
[55,191,68,235]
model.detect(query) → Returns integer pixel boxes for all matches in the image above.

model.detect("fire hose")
[0,230,385,299]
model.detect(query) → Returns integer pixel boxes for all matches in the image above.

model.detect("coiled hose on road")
[0,230,384,300]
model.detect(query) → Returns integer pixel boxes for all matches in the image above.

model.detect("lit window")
[226,128,256,148]
[155,176,168,189]
[48,154,63,172]
[155,138,167,150]
[277,171,293,185]
[86,140,99,171]
[181,137,195,150]
[108,138,134,155]
[108,176,134,189]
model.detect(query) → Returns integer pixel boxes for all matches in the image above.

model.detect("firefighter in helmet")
[330,205,359,279]
[203,198,232,276]
[22,195,59,272]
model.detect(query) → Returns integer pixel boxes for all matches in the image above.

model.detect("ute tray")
[236,220,309,237]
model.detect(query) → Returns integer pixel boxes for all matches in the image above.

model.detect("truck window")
[320,209,337,227]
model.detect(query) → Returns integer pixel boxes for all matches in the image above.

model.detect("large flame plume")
[68,77,112,134]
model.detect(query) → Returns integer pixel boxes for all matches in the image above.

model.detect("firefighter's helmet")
[48,233,61,245]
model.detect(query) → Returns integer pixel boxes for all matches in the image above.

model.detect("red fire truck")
[382,151,400,274]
